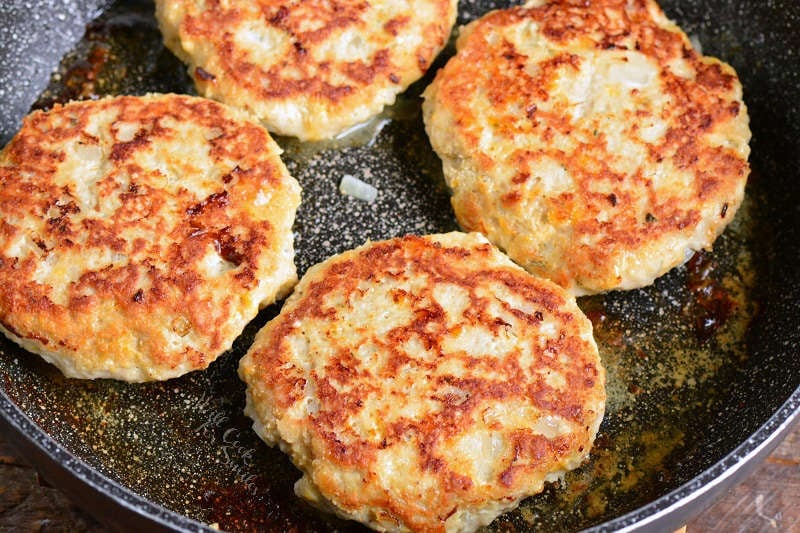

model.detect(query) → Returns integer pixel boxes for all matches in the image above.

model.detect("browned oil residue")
[685,251,736,342]
[34,43,110,110]
[199,477,289,531]
[31,6,191,113]
[581,298,623,348]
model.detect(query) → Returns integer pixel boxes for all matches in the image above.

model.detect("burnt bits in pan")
[0,0,787,531]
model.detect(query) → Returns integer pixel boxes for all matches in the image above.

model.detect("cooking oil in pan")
[1,0,766,531]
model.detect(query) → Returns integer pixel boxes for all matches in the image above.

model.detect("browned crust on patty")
[0,94,300,380]
[423,0,751,294]
[157,0,457,140]
[240,232,604,531]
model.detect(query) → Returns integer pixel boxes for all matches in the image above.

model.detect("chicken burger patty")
[239,232,605,532]
[0,94,301,381]
[156,0,458,141]
[423,0,751,295]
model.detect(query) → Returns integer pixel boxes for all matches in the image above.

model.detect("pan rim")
[2,384,799,532]
[0,387,209,532]
[584,391,800,532]
[1,0,799,530]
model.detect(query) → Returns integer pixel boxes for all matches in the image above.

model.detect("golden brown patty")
[156,0,458,141]
[0,94,301,381]
[239,232,605,532]
[423,0,751,295]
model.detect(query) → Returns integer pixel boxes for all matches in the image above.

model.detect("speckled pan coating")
[0,0,798,532]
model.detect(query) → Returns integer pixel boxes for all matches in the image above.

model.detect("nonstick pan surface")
[1,0,799,531]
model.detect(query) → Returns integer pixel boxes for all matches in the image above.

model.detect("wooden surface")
[1,422,798,532]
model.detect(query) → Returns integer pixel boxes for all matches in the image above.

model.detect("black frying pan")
[1,0,799,531]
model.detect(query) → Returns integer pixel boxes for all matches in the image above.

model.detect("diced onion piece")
[339,174,378,202]
[689,34,703,54]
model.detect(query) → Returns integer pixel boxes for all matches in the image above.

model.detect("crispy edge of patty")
[239,232,605,531]
[156,0,458,140]
[0,93,301,381]
[422,0,751,295]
